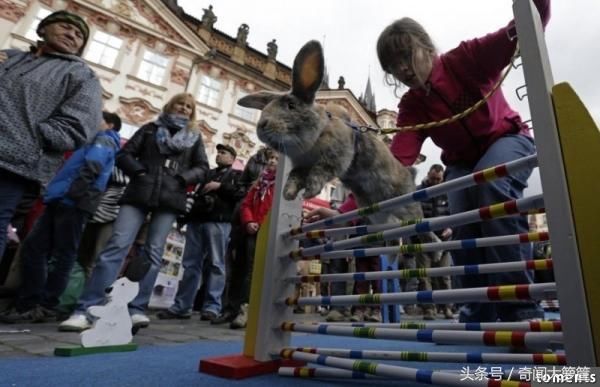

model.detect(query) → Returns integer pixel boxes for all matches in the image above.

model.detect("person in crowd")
[211,146,273,325]
[0,112,120,323]
[416,164,453,320]
[157,144,241,322]
[55,113,126,316]
[0,10,102,260]
[374,0,550,322]
[225,149,279,328]
[59,93,208,331]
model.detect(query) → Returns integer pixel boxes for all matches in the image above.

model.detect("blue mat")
[0,334,530,387]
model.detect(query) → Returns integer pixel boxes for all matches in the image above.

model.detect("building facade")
[0,0,385,202]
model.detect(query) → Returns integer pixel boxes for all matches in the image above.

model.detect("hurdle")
[199,0,599,382]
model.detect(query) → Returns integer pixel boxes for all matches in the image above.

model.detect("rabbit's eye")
[287,102,296,110]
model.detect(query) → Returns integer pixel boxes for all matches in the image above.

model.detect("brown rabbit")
[238,40,429,230]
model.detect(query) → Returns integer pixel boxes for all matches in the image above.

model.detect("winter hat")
[37,10,90,52]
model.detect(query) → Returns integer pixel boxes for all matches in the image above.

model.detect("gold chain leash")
[378,49,521,135]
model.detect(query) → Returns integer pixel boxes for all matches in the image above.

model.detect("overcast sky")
[178,0,599,192]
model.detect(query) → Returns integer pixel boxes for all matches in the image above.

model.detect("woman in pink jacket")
[375,1,551,322]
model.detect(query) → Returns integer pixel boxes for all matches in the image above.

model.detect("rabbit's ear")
[291,40,324,104]
[237,91,278,110]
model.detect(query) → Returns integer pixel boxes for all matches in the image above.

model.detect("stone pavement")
[0,309,323,358]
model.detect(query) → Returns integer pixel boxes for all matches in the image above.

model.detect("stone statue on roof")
[267,39,278,60]
[201,5,217,30]
[236,23,249,46]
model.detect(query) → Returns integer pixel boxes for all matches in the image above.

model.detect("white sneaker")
[229,304,248,329]
[59,314,92,332]
[131,313,150,328]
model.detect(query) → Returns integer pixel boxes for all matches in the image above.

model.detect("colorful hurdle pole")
[292,208,545,242]
[321,321,562,333]
[289,347,566,365]
[293,259,553,285]
[287,195,544,259]
[278,349,531,387]
[290,154,539,235]
[291,231,548,261]
[284,283,556,308]
[280,322,562,349]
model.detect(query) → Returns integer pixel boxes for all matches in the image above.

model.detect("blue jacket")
[44,130,121,214]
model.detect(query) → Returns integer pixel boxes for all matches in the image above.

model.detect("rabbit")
[237,40,440,250]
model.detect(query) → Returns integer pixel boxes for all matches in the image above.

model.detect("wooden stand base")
[199,354,305,379]
[54,343,138,357]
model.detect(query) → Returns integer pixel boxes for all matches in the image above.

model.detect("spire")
[320,64,330,90]
[319,34,330,90]
[363,76,376,112]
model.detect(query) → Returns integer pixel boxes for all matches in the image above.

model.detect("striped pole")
[284,282,556,307]
[289,154,538,235]
[280,323,562,349]
[279,349,531,386]
[294,258,553,284]
[293,231,549,261]
[279,366,378,379]
[321,320,562,332]
[288,195,543,259]
[290,347,566,365]
[292,206,545,241]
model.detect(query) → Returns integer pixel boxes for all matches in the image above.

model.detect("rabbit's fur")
[238,40,426,228]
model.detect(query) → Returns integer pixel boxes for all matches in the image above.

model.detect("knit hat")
[36,11,90,53]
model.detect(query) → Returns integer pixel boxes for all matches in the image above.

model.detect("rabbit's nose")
[105,286,113,294]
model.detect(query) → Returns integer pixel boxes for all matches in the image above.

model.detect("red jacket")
[391,0,550,168]
[239,181,274,227]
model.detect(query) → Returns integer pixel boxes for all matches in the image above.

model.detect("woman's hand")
[303,207,340,223]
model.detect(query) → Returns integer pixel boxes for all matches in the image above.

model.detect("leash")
[360,47,521,135]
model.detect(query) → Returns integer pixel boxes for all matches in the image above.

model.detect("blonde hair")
[377,17,437,96]
[163,93,198,131]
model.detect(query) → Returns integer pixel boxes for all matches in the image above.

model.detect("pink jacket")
[391,0,551,167]
[340,0,550,214]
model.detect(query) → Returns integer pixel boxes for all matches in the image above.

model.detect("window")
[120,123,139,140]
[233,91,255,121]
[196,75,221,107]
[84,31,123,68]
[25,8,52,41]
[137,51,169,85]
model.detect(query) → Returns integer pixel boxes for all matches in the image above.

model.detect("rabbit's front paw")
[302,178,324,199]
[283,179,300,200]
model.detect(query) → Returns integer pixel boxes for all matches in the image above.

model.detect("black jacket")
[188,165,244,223]
[117,123,208,214]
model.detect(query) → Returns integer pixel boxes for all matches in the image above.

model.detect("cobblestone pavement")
[0,309,330,358]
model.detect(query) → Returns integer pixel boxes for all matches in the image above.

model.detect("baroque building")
[0,0,384,201]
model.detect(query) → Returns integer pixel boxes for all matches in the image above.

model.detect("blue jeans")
[18,202,89,311]
[446,134,543,322]
[169,221,231,316]
[0,170,31,260]
[74,205,177,315]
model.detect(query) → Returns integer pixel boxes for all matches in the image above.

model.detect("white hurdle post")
[251,155,302,361]
[514,0,596,364]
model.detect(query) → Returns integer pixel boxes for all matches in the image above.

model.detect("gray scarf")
[155,113,199,155]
